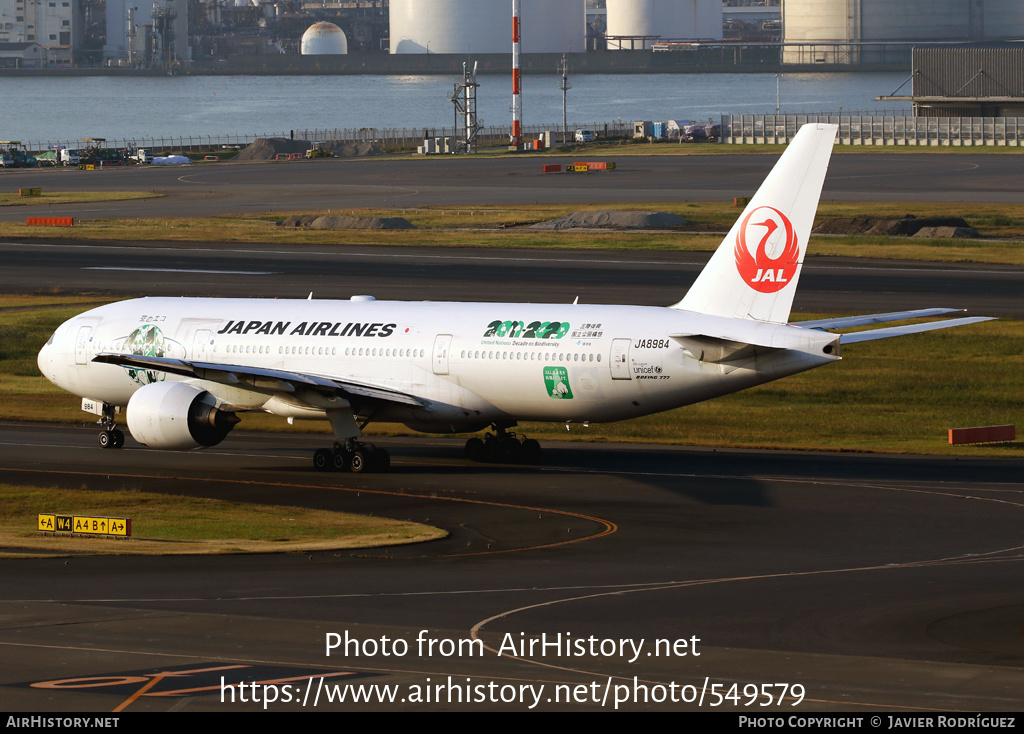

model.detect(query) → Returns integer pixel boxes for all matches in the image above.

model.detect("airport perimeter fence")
[723,114,1024,146]
[17,120,634,156]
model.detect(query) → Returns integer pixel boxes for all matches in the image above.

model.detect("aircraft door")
[610,338,632,380]
[432,334,453,375]
[192,329,211,360]
[75,326,93,365]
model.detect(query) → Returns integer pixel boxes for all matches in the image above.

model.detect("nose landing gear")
[96,404,125,449]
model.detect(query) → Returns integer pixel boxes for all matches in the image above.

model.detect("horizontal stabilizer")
[838,317,994,344]
[795,308,963,331]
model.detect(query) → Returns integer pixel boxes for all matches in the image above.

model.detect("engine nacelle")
[127,382,239,450]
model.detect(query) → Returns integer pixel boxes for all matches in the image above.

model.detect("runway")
[0,151,1022,712]
[0,425,1022,711]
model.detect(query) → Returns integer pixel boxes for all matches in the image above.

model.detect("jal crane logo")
[733,206,799,294]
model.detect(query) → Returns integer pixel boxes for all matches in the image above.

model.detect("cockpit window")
[46,331,56,346]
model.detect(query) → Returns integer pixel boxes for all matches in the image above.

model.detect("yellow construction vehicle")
[305,142,334,159]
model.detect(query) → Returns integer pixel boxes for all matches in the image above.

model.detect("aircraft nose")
[37,329,60,385]
[37,340,52,379]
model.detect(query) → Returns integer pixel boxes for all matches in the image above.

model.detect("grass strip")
[0,483,446,557]
[0,191,161,207]
[1,201,1022,264]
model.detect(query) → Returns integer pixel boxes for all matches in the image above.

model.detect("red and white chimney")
[511,0,522,147]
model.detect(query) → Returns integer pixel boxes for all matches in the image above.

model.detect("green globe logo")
[123,324,169,385]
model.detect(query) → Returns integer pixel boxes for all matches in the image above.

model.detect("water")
[0,71,910,144]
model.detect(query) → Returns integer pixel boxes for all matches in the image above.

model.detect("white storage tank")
[606,0,723,49]
[783,0,1024,46]
[390,0,585,54]
[301,22,348,55]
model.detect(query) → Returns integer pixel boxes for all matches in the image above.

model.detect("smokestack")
[511,0,522,147]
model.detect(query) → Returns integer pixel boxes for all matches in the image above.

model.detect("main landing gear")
[465,425,542,464]
[313,439,391,473]
[96,404,125,449]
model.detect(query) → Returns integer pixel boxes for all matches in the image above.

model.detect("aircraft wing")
[91,353,427,407]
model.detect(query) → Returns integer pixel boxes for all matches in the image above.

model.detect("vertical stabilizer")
[672,123,838,323]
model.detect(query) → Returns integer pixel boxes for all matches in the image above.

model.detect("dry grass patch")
[0,191,160,207]
[0,484,446,557]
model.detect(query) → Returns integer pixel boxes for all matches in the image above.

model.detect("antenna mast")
[450,61,482,154]
[558,54,572,145]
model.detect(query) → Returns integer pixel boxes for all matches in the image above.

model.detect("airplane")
[36,123,992,472]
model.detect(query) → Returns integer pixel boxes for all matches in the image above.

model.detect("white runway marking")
[84,266,274,275]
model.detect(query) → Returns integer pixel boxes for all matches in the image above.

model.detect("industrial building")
[883,45,1024,118]
[104,0,188,67]
[0,0,76,66]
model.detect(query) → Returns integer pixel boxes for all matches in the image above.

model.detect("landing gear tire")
[349,449,368,473]
[465,437,484,460]
[500,436,522,463]
[313,442,390,473]
[521,438,542,464]
[98,429,125,449]
[96,404,124,450]
[313,448,333,472]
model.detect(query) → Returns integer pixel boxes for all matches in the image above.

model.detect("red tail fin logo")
[733,206,799,294]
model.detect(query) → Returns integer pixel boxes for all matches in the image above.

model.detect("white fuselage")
[38,296,838,433]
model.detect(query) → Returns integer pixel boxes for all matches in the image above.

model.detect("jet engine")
[126,382,239,450]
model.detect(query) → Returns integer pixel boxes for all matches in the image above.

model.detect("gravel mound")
[237,138,384,161]
[913,226,980,239]
[236,138,308,161]
[277,215,415,230]
[531,210,687,230]
[278,214,319,228]
[813,216,974,237]
[309,215,415,230]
